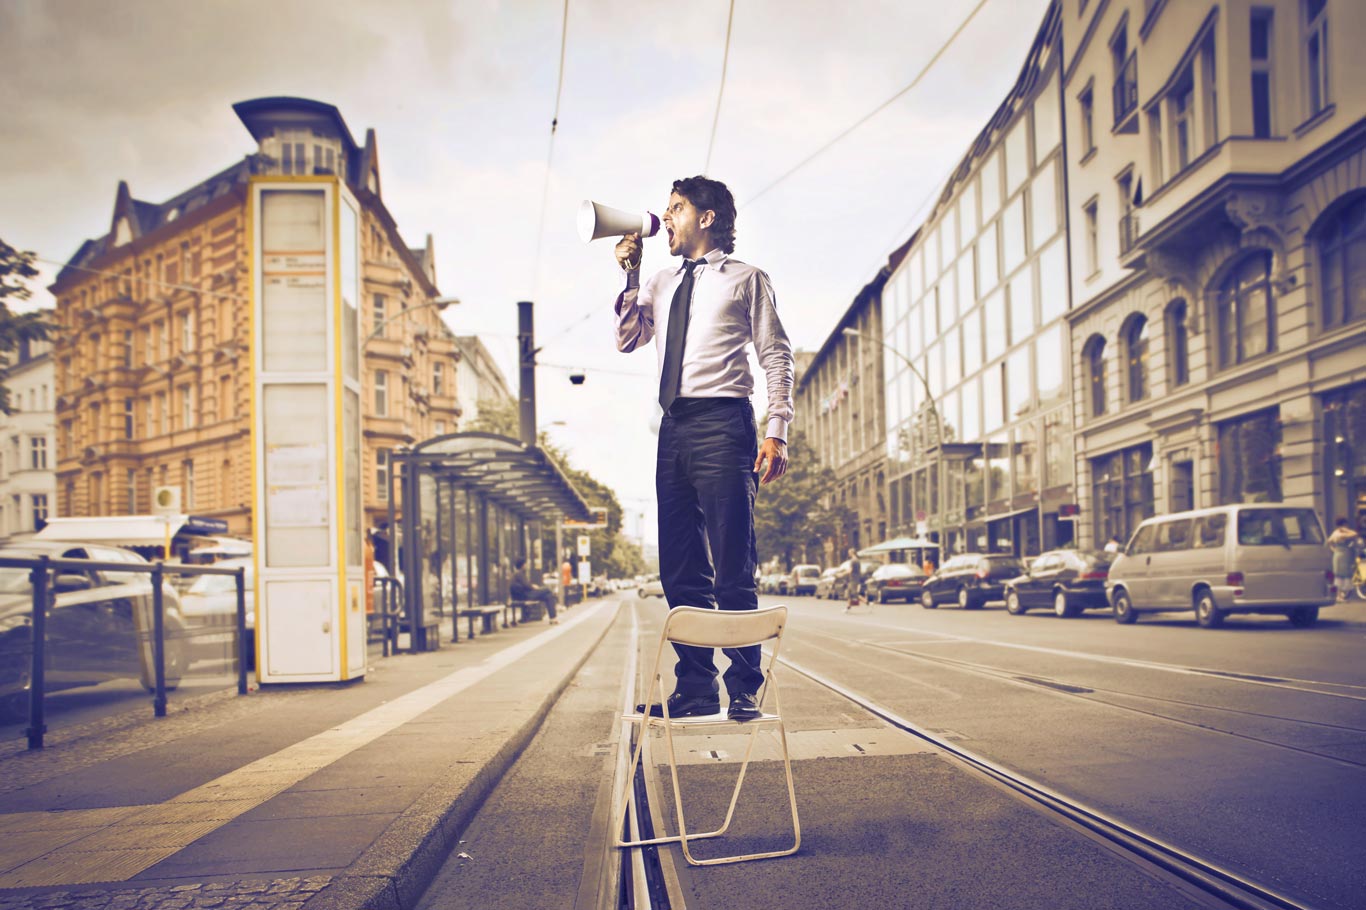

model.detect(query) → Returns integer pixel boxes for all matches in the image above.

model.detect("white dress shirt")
[614,247,795,440]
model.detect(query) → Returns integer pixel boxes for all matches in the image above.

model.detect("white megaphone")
[577,200,661,243]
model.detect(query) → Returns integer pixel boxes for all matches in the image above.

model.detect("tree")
[754,428,847,568]
[0,240,54,414]
[463,396,519,437]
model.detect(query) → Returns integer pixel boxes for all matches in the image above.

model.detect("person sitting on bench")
[511,557,559,625]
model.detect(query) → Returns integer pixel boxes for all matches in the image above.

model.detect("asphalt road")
[775,592,1366,910]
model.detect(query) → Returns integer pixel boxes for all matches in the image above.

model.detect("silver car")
[1107,504,1334,628]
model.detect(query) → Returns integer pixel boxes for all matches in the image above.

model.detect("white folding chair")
[616,605,800,866]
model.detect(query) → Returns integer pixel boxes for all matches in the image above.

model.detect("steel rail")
[778,652,1325,910]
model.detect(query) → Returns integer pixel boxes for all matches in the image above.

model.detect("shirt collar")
[674,247,727,274]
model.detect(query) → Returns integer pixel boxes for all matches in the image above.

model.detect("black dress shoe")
[728,692,762,722]
[636,692,721,718]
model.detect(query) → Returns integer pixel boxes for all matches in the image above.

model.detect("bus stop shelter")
[389,432,594,649]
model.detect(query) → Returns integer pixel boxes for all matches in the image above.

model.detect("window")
[980,150,1002,220]
[124,398,134,439]
[1251,9,1275,138]
[1171,72,1195,171]
[31,494,48,530]
[1202,35,1219,145]
[126,470,137,515]
[1091,442,1154,545]
[1009,269,1033,345]
[1148,109,1165,186]
[374,370,389,416]
[1084,334,1107,417]
[123,329,133,368]
[29,436,46,470]
[373,294,387,336]
[157,320,168,360]
[157,391,168,435]
[184,459,195,510]
[377,448,391,501]
[1111,20,1137,127]
[978,221,1000,292]
[1215,252,1276,368]
[1083,199,1099,275]
[1218,409,1282,503]
[1004,118,1030,197]
[1303,0,1329,117]
[1317,194,1366,330]
[1123,314,1149,402]
[1117,170,1137,255]
[180,384,195,429]
[179,311,193,353]
[1166,299,1190,387]
[1033,78,1061,161]
[433,362,444,396]
[1079,86,1096,155]
[1193,513,1227,549]
[143,325,153,365]
[1002,196,1027,275]
[1031,163,1059,247]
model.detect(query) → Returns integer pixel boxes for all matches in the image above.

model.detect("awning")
[189,535,253,557]
[404,432,594,523]
[985,506,1038,523]
[35,514,229,547]
[859,535,940,556]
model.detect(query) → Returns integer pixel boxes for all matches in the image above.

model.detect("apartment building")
[1062,0,1366,547]
[453,335,515,432]
[879,3,1072,558]
[49,97,463,536]
[0,337,55,540]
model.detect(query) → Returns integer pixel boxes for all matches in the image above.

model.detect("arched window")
[1318,194,1366,330]
[1215,252,1275,369]
[1084,334,1107,417]
[1165,299,1189,387]
[1122,314,1149,403]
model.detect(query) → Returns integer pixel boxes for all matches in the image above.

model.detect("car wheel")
[1194,588,1224,629]
[957,587,976,610]
[638,588,647,599]
[1287,606,1319,628]
[1113,590,1138,624]
[1054,590,1080,618]
[920,589,937,609]
[876,589,887,604]
[1005,590,1026,615]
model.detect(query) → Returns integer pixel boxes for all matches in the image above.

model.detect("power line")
[703,0,737,175]
[739,0,993,210]
[531,0,572,300]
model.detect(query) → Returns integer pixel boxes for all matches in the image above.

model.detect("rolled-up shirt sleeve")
[614,270,654,352]
[750,269,794,441]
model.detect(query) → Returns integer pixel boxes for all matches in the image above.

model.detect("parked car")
[1107,504,1334,628]
[790,564,821,596]
[920,553,1026,609]
[0,542,189,722]
[178,557,254,665]
[1004,550,1112,617]
[865,563,927,603]
[814,567,840,599]
[638,574,665,598]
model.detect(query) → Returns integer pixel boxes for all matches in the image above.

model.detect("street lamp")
[842,327,945,550]
[363,295,460,347]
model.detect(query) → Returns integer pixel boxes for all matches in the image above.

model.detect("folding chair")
[616,605,800,866]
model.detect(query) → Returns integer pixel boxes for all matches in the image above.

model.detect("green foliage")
[462,396,520,437]
[0,240,54,414]
[754,428,848,569]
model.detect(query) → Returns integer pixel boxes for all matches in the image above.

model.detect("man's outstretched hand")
[754,437,789,485]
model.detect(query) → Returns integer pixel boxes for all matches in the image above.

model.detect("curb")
[301,602,622,910]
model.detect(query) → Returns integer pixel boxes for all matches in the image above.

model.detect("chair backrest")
[663,605,788,648]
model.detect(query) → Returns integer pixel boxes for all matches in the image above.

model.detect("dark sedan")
[920,553,1027,609]
[1004,549,1112,618]
[865,563,928,603]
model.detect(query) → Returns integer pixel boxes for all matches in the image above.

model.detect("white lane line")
[0,601,615,889]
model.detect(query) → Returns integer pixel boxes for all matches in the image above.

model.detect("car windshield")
[988,557,1025,571]
[0,567,32,594]
[1236,509,1325,546]
[876,564,915,577]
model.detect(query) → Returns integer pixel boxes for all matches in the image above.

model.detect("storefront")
[1322,381,1366,531]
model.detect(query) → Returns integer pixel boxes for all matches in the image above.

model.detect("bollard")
[235,566,248,695]
[26,556,50,750]
[152,562,167,717]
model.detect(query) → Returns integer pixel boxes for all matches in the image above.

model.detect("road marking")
[0,601,614,889]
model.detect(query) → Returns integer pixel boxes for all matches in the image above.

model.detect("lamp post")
[842,327,945,551]
[363,295,460,347]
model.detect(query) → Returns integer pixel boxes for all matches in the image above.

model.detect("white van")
[1106,504,1334,628]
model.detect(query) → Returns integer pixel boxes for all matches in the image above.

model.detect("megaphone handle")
[622,253,640,271]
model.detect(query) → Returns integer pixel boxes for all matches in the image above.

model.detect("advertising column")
[250,176,366,683]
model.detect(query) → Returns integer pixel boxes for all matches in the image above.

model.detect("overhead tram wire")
[739,0,994,210]
[703,0,736,175]
[531,0,572,302]
[545,0,996,348]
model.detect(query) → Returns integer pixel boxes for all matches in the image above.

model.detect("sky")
[0,0,1051,547]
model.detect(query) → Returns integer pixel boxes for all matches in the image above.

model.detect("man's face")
[662,191,713,258]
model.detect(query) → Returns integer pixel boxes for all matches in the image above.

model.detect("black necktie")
[659,259,703,414]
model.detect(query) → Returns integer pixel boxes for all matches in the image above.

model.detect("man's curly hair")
[672,176,737,254]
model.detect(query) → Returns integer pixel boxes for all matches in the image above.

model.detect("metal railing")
[0,556,248,750]
[1112,53,1138,127]
[372,574,405,657]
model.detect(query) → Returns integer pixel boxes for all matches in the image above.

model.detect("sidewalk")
[0,598,622,910]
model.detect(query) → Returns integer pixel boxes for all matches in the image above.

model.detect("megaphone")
[577,200,660,243]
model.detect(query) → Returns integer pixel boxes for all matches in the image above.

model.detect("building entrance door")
[1171,460,1194,513]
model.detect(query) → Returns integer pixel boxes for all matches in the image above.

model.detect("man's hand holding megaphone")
[615,233,643,272]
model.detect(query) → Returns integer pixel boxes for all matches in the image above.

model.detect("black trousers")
[513,587,557,619]
[657,397,764,699]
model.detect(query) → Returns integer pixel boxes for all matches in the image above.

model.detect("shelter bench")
[455,605,506,638]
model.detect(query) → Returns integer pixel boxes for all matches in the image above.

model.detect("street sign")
[562,506,609,530]
[577,535,591,557]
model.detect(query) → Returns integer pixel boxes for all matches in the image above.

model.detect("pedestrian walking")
[844,548,863,612]
[613,175,794,723]
[1327,518,1361,601]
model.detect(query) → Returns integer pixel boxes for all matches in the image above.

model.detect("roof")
[35,515,230,547]
[404,432,594,523]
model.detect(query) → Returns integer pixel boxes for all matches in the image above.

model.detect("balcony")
[1119,212,1140,257]
[1112,53,1138,133]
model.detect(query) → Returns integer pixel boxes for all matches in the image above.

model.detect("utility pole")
[518,301,537,447]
